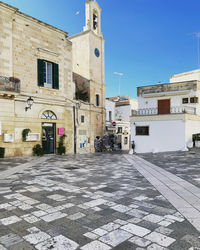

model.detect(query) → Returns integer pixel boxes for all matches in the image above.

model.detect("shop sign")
[58,128,65,135]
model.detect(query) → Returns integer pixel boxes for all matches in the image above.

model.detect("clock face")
[94,48,100,57]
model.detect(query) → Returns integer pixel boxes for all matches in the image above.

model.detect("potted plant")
[57,135,67,155]
[33,144,44,156]
[22,129,31,141]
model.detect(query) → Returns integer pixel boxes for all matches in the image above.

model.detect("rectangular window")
[44,61,53,88]
[109,111,112,121]
[81,115,85,123]
[182,98,188,104]
[190,97,198,103]
[124,137,128,145]
[136,126,149,136]
[37,59,59,89]
[117,127,122,133]
[96,94,100,106]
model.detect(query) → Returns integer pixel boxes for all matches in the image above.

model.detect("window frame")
[124,136,128,145]
[190,97,198,104]
[109,111,112,121]
[81,115,85,123]
[117,127,122,134]
[96,94,100,106]
[37,59,59,90]
[136,126,149,136]
[182,98,189,104]
[43,61,53,88]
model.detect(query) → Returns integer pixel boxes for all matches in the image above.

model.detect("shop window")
[136,126,149,136]
[96,94,100,106]
[81,115,85,123]
[38,59,59,89]
[190,97,198,103]
[182,98,188,104]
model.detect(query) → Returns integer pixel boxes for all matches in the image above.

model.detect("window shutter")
[53,63,59,89]
[37,59,44,87]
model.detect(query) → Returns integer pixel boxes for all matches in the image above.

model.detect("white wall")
[130,99,138,110]
[185,120,200,146]
[105,99,115,122]
[131,120,186,153]
[116,105,130,122]
[116,121,130,151]
[170,69,200,83]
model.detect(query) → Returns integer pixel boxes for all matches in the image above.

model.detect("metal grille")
[0,76,20,93]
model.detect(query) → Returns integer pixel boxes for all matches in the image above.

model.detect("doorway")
[42,123,56,154]
[158,99,170,114]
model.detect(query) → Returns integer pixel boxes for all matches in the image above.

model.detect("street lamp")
[114,72,124,96]
[25,97,34,111]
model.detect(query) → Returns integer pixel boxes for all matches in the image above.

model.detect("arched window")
[93,10,98,30]
[41,110,57,120]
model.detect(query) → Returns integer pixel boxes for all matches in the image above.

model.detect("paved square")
[0,153,200,249]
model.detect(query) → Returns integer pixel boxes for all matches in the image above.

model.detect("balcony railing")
[0,76,20,93]
[132,106,196,116]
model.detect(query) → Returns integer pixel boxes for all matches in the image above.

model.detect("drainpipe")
[73,106,77,154]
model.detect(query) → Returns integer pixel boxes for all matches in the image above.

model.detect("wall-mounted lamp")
[76,101,81,109]
[25,97,34,111]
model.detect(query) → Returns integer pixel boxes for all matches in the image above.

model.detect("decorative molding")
[37,48,60,57]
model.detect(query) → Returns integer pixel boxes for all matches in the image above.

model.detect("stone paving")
[0,154,200,249]
[140,150,200,189]
[0,157,35,172]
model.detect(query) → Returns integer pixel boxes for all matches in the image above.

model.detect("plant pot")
[0,147,5,158]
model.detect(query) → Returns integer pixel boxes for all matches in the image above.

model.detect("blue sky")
[2,0,200,99]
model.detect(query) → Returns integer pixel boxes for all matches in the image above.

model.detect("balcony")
[0,76,20,93]
[132,106,196,116]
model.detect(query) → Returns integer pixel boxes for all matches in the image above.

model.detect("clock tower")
[69,0,105,153]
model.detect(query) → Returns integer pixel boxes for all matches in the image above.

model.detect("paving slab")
[0,153,200,249]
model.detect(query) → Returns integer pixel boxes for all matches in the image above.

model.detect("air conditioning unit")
[4,133,14,142]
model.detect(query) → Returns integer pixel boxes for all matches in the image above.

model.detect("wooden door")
[158,99,170,114]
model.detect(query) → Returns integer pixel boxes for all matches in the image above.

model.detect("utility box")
[4,134,14,142]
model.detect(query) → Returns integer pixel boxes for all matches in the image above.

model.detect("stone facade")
[0,0,105,157]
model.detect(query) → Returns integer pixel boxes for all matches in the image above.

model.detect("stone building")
[0,0,105,157]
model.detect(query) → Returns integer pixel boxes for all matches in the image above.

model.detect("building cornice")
[69,30,105,41]
[0,1,68,37]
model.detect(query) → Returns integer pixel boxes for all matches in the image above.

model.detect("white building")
[131,69,200,154]
[105,96,138,150]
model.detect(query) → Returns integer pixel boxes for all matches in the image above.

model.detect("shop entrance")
[42,123,56,154]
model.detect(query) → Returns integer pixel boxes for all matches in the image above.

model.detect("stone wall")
[0,2,74,157]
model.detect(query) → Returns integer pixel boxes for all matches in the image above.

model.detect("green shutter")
[37,59,44,87]
[53,63,59,89]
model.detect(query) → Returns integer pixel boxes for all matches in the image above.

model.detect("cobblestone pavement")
[0,157,35,172]
[0,154,200,249]
[140,151,200,189]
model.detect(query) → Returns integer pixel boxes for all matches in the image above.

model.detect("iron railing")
[0,76,20,93]
[132,106,196,116]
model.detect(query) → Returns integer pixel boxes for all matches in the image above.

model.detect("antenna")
[114,72,124,96]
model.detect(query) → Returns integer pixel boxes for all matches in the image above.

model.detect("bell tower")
[83,0,102,37]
